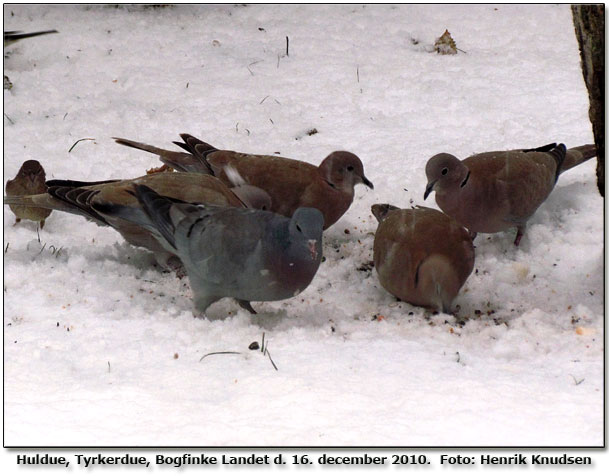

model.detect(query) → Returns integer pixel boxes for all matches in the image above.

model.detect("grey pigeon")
[95,184,324,315]
[114,134,373,229]
[372,204,475,313]
[424,143,597,245]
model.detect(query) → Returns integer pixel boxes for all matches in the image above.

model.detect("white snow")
[2,4,603,448]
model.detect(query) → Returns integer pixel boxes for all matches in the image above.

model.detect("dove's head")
[424,153,468,200]
[17,160,46,184]
[289,207,324,262]
[371,203,400,224]
[319,151,373,194]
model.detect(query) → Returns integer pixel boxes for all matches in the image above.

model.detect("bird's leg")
[39,219,45,230]
[166,255,187,279]
[237,299,257,314]
[514,226,525,246]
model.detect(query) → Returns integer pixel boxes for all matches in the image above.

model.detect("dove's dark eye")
[296,224,302,232]
[346,165,354,172]
[441,167,448,175]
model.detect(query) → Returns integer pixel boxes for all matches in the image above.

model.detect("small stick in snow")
[266,349,278,371]
[34,242,47,258]
[107,361,111,373]
[199,351,241,362]
[4,113,14,125]
[68,138,95,153]
[286,36,289,56]
[570,374,585,386]
[247,60,262,76]
[4,243,9,254]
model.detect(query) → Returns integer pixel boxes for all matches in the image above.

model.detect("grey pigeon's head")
[289,207,324,262]
[424,153,468,199]
[318,151,374,194]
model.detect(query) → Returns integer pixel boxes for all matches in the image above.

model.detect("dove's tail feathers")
[561,144,597,174]
[114,137,177,157]
[47,178,118,188]
[114,136,209,174]
[545,144,567,184]
[522,143,558,153]
[175,134,217,155]
[4,191,106,224]
[4,29,58,42]
[132,184,179,250]
[371,203,399,223]
[47,185,110,224]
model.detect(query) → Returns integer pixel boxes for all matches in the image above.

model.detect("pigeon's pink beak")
[307,239,318,260]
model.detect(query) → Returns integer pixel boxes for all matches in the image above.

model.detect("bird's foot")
[237,299,257,314]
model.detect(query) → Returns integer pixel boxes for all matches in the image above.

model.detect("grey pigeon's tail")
[132,184,180,249]
[561,144,597,174]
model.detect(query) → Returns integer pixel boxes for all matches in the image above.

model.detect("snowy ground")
[3,4,604,447]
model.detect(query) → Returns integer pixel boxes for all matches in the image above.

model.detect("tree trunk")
[571,5,604,196]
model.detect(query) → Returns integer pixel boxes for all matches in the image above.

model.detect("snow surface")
[2,4,604,448]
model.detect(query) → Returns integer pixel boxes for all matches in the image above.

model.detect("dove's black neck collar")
[324,179,337,190]
[460,171,470,188]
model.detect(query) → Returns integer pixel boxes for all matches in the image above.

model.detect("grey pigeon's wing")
[175,207,270,285]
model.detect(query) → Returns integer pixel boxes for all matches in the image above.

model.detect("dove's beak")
[361,175,374,190]
[424,181,435,200]
[308,239,318,261]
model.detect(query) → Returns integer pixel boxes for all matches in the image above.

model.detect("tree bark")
[571,5,604,196]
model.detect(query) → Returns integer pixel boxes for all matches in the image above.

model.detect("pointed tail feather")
[114,136,213,175]
[4,193,107,226]
[132,185,179,250]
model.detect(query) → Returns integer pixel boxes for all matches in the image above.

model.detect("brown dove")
[372,204,475,313]
[114,134,374,229]
[5,160,52,228]
[4,172,270,270]
[424,143,597,245]
[95,184,324,315]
